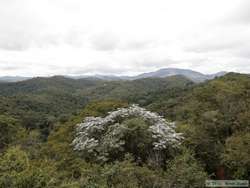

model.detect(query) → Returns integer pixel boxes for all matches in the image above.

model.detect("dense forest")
[0,73,249,187]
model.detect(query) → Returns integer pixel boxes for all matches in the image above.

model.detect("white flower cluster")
[72,104,183,154]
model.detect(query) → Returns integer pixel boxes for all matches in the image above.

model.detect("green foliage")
[80,100,129,117]
[0,146,57,188]
[165,148,208,188]
[0,115,25,150]
[102,157,166,188]
[122,118,154,162]
[148,73,250,177]
[85,76,193,106]
[0,73,249,185]
[222,132,250,179]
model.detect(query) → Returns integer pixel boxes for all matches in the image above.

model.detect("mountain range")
[131,68,227,82]
[0,68,227,83]
[0,76,30,83]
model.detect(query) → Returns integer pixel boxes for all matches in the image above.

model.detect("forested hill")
[0,75,193,137]
[0,76,105,95]
[0,74,192,96]
[0,73,249,187]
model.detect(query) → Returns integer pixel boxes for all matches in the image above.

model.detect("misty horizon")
[0,67,231,78]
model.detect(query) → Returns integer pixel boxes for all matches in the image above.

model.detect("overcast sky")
[0,0,250,76]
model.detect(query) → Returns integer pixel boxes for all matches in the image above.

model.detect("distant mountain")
[206,71,228,79]
[68,75,124,81]
[0,68,227,83]
[133,68,227,82]
[69,68,227,82]
[0,76,30,82]
[72,68,227,82]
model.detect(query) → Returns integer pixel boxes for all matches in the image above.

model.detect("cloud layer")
[0,0,250,76]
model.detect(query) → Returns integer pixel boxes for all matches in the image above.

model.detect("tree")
[0,115,23,150]
[72,105,183,165]
[165,148,207,188]
[222,132,250,179]
[0,146,57,188]
[102,155,166,188]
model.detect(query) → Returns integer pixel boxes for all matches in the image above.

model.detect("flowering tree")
[72,104,183,163]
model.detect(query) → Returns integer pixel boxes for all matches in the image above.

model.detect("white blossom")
[72,104,183,157]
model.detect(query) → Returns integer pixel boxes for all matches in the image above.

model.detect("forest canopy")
[0,73,249,187]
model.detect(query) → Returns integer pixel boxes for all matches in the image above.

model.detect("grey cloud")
[122,40,156,50]
[185,1,250,58]
[231,1,250,24]
[60,57,180,76]
[0,30,83,51]
[222,1,250,25]
[63,28,88,48]
[0,61,24,71]
[0,34,62,51]
[184,28,250,62]
[0,1,85,51]
[0,43,27,51]
[133,58,178,68]
[90,35,157,51]
[229,47,250,59]
[90,32,120,51]
[64,64,128,75]
[186,39,250,61]
[237,8,250,24]
[0,31,32,51]
[185,39,242,53]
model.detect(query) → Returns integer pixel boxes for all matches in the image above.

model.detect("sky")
[0,0,250,76]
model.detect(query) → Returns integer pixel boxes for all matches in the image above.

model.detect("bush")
[165,148,207,188]
[0,146,57,188]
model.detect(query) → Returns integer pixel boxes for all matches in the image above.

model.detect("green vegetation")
[0,73,249,187]
[148,73,250,178]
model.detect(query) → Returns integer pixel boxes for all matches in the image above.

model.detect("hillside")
[0,76,104,95]
[148,73,250,175]
[0,75,192,138]
[0,73,249,187]
[83,75,193,104]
